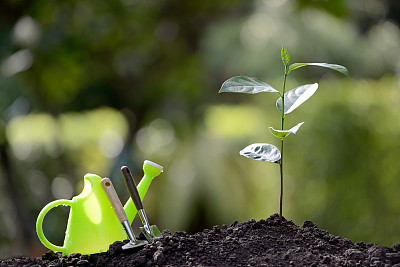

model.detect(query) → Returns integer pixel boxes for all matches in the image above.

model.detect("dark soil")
[2,214,400,266]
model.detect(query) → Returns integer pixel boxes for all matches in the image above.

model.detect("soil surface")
[2,214,400,266]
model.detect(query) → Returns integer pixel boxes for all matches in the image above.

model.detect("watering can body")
[36,164,162,255]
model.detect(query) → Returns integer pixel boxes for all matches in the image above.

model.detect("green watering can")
[36,161,163,256]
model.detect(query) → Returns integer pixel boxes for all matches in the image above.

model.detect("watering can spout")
[123,160,163,223]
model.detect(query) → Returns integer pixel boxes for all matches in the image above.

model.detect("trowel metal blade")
[140,225,162,242]
[122,239,148,250]
[150,225,163,238]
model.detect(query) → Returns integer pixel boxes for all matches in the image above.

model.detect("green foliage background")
[1,0,400,258]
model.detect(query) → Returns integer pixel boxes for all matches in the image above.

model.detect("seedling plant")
[219,47,348,221]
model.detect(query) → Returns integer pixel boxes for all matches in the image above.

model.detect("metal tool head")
[140,224,162,242]
[122,239,148,250]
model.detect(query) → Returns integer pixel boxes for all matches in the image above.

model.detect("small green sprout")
[219,47,349,221]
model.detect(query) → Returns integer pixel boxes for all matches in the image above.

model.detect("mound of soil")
[2,214,400,266]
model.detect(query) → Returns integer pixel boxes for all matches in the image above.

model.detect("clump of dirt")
[2,214,400,266]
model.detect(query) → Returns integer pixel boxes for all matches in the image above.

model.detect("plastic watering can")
[36,161,163,256]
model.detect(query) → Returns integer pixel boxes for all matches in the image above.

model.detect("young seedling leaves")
[281,47,289,67]
[217,47,348,221]
[288,63,349,77]
[239,143,281,163]
[269,122,305,138]
[276,83,318,114]
[219,76,279,94]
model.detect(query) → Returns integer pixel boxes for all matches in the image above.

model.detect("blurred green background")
[1,0,400,259]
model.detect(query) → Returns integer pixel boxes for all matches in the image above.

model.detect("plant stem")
[279,71,288,221]
[279,139,283,221]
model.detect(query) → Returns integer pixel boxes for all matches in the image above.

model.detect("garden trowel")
[121,164,163,242]
[100,178,147,250]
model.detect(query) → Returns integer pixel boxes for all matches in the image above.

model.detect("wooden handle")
[101,178,128,223]
[121,166,144,210]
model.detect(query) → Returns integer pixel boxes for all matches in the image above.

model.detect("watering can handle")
[36,199,74,253]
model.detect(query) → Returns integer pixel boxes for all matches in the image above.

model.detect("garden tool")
[36,170,160,256]
[100,178,147,250]
[123,160,164,224]
[121,162,163,242]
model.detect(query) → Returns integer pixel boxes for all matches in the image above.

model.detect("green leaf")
[239,143,281,163]
[276,83,318,114]
[219,76,279,94]
[288,63,349,77]
[269,122,304,138]
[281,47,289,67]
